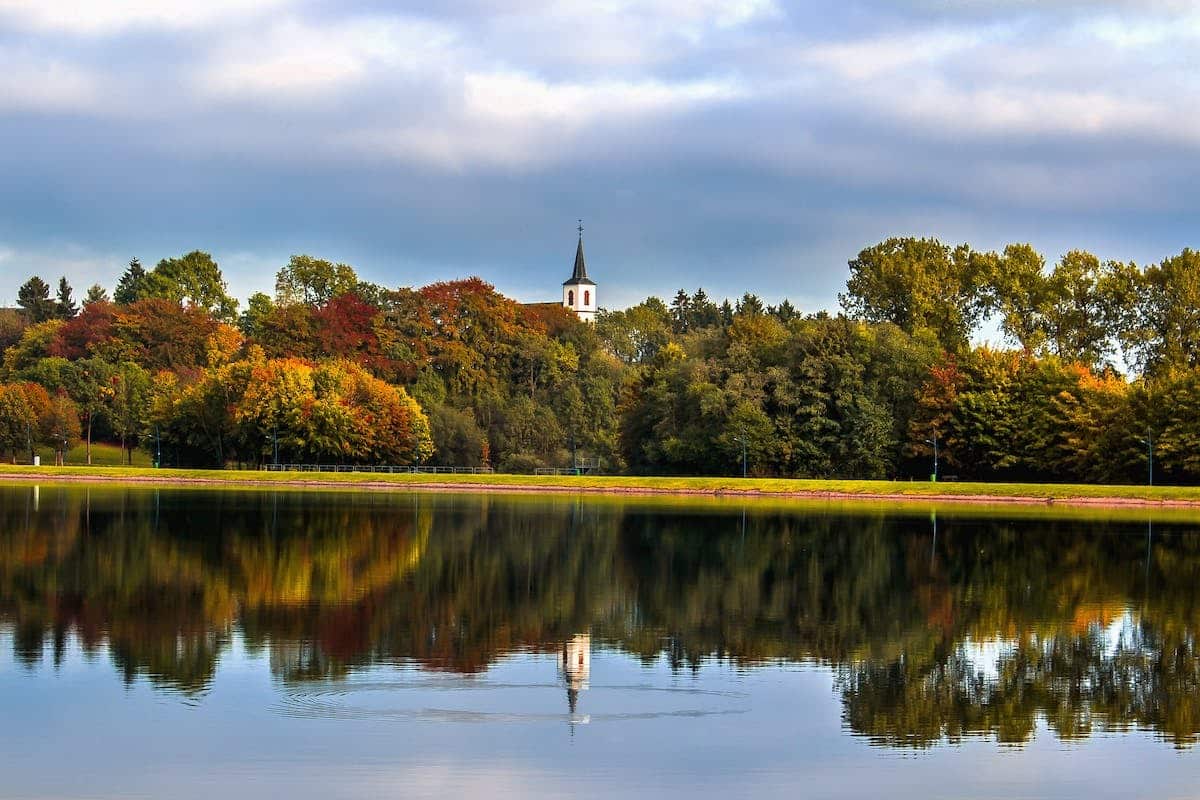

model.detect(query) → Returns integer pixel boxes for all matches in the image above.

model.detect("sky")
[1,0,1198,311]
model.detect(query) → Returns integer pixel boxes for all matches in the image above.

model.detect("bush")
[499,453,545,474]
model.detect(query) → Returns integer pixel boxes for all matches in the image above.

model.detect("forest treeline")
[3,237,1200,480]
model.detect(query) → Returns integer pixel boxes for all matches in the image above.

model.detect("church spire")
[565,220,595,286]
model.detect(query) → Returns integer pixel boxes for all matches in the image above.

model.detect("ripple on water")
[273,678,750,723]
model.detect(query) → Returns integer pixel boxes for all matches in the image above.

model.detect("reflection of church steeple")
[559,633,590,719]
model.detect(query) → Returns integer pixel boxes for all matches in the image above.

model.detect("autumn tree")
[0,383,50,462]
[43,392,82,465]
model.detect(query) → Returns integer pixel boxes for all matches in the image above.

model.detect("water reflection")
[3,485,1200,749]
[560,633,590,724]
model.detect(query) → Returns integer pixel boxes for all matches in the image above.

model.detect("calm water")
[2,485,1199,799]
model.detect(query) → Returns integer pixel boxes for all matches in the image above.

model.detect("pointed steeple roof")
[564,222,595,286]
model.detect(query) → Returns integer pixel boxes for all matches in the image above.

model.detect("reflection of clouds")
[961,608,1143,686]
[959,636,1014,684]
[273,673,748,723]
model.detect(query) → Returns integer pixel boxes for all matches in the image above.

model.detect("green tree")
[144,251,238,321]
[64,358,117,465]
[17,277,56,323]
[110,362,152,464]
[84,284,110,306]
[1127,249,1200,376]
[1042,251,1113,366]
[55,277,79,320]
[989,243,1047,354]
[114,258,148,305]
[595,298,672,364]
[239,292,275,337]
[274,255,359,306]
[841,237,991,351]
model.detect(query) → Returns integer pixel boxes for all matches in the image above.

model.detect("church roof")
[564,234,596,286]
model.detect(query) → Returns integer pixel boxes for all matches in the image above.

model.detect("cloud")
[0,53,100,112]
[2,0,1200,311]
[803,28,984,80]
[0,0,293,35]
[196,16,458,100]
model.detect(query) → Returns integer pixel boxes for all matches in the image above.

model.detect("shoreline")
[0,468,1196,510]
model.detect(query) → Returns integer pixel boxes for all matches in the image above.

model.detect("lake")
[1,484,1197,799]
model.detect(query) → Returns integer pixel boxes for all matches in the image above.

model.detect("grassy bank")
[21,443,154,468]
[0,464,1194,506]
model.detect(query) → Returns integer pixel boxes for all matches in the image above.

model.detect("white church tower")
[563,221,597,323]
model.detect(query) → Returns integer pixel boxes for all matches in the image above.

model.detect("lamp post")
[925,435,939,482]
[155,424,161,469]
[1141,429,1153,486]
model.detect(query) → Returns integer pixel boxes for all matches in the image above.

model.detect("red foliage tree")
[50,300,117,359]
[114,298,221,371]
[312,293,382,366]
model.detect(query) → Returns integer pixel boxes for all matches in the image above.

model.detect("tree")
[670,289,692,333]
[17,277,56,323]
[114,299,221,371]
[84,284,110,306]
[49,300,118,360]
[233,356,432,465]
[689,288,722,329]
[1042,251,1113,366]
[43,392,81,465]
[239,292,274,338]
[1127,249,1200,376]
[109,362,153,464]
[773,298,798,323]
[311,293,383,367]
[0,309,27,353]
[989,243,1047,354]
[55,277,79,320]
[0,383,47,462]
[64,358,116,465]
[841,237,992,351]
[595,298,672,364]
[428,405,487,467]
[274,255,359,307]
[735,292,765,316]
[143,251,238,321]
[114,258,148,305]
[2,320,64,377]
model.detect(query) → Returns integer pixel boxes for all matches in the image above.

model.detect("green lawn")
[0,464,1189,502]
[15,442,153,468]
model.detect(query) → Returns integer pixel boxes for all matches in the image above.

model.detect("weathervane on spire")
[578,219,584,238]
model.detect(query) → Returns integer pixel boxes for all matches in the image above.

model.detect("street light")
[1141,429,1154,486]
[925,435,939,482]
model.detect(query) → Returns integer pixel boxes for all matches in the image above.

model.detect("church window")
[584,290,590,306]
[568,290,575,305]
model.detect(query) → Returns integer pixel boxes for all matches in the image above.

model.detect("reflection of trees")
[3,486,1200,748]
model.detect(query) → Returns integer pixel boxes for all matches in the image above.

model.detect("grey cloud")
[0,0,1197,310]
